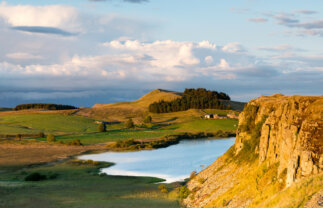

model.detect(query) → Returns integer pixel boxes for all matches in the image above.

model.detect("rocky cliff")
[184,94,323,208]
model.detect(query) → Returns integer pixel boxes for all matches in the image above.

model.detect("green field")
[0,161,180,208]
[40,129,177,145]
[0,112,238,145]
[0,114,100,135]
[167,119,238,132]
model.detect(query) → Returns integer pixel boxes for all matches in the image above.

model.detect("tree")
[125,118,134,128]
[98,123,106,132]
[47,134,56,142]
[143,115,152,124]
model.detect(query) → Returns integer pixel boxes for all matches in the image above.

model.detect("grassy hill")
[77,89,244,123]
[0,89,241,145]
[78,89,182,122]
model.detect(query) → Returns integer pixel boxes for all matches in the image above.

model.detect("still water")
[79,138,235,183]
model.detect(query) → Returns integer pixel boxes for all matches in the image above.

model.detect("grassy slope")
[204,157,322,208]
[0,161,180,208]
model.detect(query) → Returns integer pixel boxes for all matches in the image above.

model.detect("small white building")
[204,114,214,119]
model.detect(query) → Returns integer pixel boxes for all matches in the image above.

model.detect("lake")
[79,138,235,183]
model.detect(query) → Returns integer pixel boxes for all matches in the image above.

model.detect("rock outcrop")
[236,94,323,186]
[184,94,323,208]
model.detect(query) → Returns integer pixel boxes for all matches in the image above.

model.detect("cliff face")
[184,95,323,208]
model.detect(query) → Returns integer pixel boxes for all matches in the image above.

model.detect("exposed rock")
[184,95,323,208]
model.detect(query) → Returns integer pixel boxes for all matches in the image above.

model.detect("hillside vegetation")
[149,88,231,113]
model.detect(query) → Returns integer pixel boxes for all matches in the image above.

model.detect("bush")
[158,184,168,193]
[67,139,82,146]
[47,134,56,142]
[38,132,45,138]
[198,177,206,184]
[143,115,152,124]
[98,123,106,132]
[125,118,134,129]
[25,172,47,181]
[48,173,59,179]
[179,186,190,199]
[158,184,167,191]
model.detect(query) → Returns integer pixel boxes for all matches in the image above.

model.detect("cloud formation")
[0,2,79,29]
[1,39,322,106]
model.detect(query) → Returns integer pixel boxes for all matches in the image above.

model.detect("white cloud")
[204,56,213,64]
[222,42,246,53]
[0,2,79,30]
[1,38,322,105]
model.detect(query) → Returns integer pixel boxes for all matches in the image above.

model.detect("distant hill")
[77,89,245,123]
[14,103,77,111]
[0,107,12,112]
[93,89,182,109]
[78,89,182,122]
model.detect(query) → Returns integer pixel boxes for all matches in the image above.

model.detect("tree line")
[14,103,77,111]
[149,88,231,113]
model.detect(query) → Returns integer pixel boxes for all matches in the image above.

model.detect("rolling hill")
[76,89,245,123]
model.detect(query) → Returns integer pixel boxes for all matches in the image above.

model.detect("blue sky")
[0,0,322,107]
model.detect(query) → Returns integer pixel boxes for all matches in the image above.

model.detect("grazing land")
[0,89,242,208]
[0,160,180,208]
[0,113,98,135]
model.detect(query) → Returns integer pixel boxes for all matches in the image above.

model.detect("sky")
[0,0,322,107]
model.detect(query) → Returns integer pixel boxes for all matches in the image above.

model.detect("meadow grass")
[39,129,177,145]
[166,119,238,132]
[0,114,99,134]
[0,160,180,208]
[0,111,238,145]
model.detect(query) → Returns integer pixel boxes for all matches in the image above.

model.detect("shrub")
[38,132,45,138]
[16,134,22,140]
[98,123,106,132]
[25,172,47,181]
[161,188,168,193]
[47,134,56,142]
[198,177,206,184]
[67,139,82,146]
[158,184,167,191]
[178,186,190,199]
[143,115,152,124]
[48,173,59,179]
[125,118,134,128]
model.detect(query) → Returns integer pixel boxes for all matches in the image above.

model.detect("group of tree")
[149,88,231,113]
[14,103,77,111]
